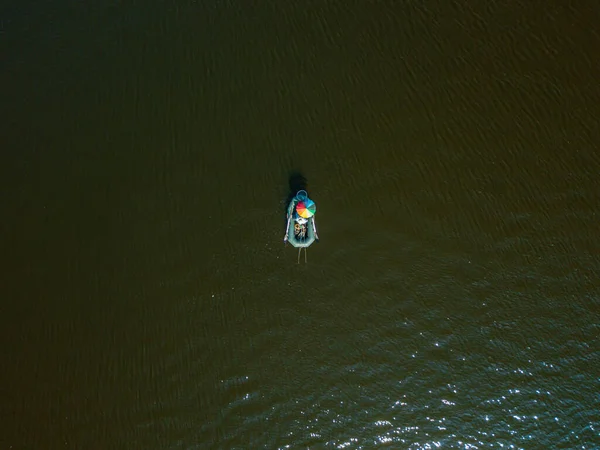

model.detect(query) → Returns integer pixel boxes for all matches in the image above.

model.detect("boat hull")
[285,196,316,248]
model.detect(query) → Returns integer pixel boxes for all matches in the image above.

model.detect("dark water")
[2,1,599,448]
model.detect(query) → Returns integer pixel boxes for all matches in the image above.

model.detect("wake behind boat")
[284,190,319,249]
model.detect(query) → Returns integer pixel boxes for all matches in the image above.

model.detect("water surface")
[2,1,599,448]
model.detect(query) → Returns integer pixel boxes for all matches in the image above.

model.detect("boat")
[283,190,319,248]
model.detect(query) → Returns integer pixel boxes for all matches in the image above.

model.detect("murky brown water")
[2,1,599,448]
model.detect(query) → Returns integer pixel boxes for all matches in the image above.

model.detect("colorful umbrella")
[296,199,316,218]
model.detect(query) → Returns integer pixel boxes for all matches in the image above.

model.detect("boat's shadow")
[283,171,308,226]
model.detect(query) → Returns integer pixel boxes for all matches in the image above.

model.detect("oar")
[296,247,307,264]
[283,214,292,244]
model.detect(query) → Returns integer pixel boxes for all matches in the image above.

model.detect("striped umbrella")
[296,199,316,218]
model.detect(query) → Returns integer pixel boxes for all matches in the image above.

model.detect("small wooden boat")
[283,190,319,248]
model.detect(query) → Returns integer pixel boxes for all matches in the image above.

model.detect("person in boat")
[294,213,308,238]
